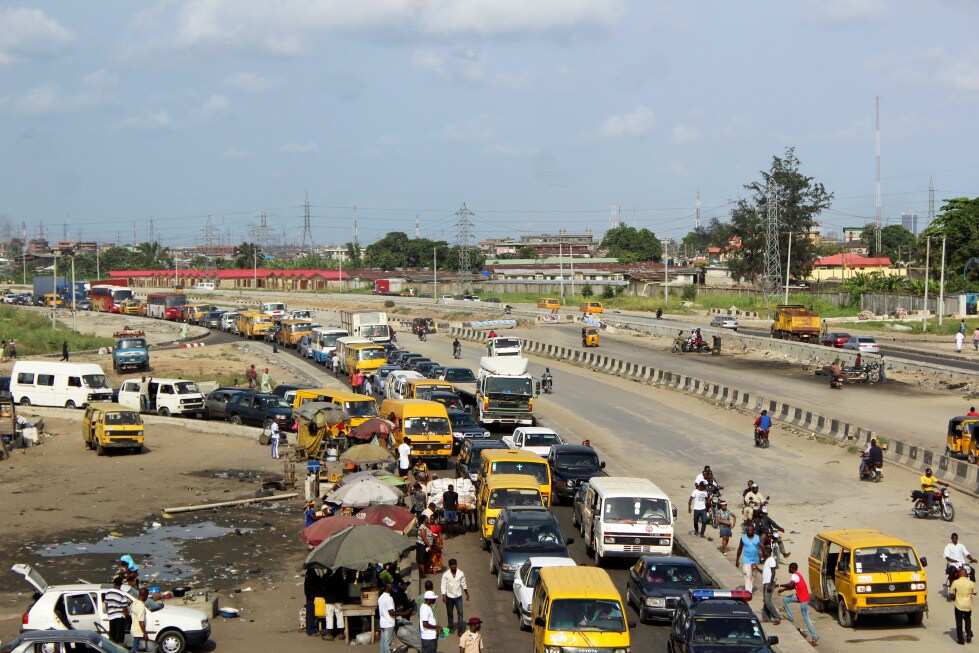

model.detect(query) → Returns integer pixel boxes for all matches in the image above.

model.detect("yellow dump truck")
[771,304,821,341]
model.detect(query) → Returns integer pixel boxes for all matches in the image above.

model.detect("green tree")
[921,197,979,289]
[134,241,170,268]
[515,245,537,259]
[580,284,593,297]
[727,147,833,283]
[233,242,261,268]
[345,242,363,268]
[601,223,662,263]
[602,285,616,299]
[859,224,917,261]
[681,218,735,255]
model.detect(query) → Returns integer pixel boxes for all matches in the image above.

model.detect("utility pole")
[352,205,359,249]
[338,249,343,294]
[922,237,931,331]
[415,216,421,239]
[784,232,793,304]
[21,221,27,284]
[938,235,946,326]
[253,246,257,287]
[663,240,670,305]
[558,243,565,300]
[694,191,702,229]
[569,243,576,298]
[95,243,100,279]
[764,179,782,300]
[928,176,935,227]
[874,95,882,255]
[70,252,77,331]
[433,247,438,305]
[454,203,475,287]
[51,253,57,327]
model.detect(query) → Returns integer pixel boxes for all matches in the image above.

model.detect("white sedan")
[709,315,739,330]
[842,335,880,353]
[512,556,576,629]
[502,427,564,457]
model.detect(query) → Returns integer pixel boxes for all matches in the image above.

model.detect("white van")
[118,377,206,417]
[384,370,424,401]
[579,477,675,565]
[487,336,522,357]
[336,336,371,374]
[261,302,287,319]
[311,327,349,364]
[193,281,215,292]
[11,361,113,408]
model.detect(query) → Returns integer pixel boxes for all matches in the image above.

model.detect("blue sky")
[1,0,977,247]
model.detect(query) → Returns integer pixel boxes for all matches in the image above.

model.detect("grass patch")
[0,306,114,355]
[834,317,979,336]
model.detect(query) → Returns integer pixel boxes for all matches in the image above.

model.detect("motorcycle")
[911,486,955,521]
[680,337,712,353]
[392,618,421,653]
[452,345,462,359]
[830,372,844,389]
[945,564,977,599]
[858,454,883,482]
[705,484,724,527]
[418,330,427,342]
[541,375,553,394]
[504,305,513,315]
[655,308,663,319]
[754,427,770,448]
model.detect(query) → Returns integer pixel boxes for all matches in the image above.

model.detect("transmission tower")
[694,191,702,229]
[874,96,882,255]
[300,193,313,252]
[455,203,475,283]
[201,215,219,255]
[415,215,421,239]
[352,205,359,248]
[763,179,782,297]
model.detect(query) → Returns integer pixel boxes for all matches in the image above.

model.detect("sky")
[1,0,978,248]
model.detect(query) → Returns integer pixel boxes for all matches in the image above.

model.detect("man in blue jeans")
[779,562,818,644]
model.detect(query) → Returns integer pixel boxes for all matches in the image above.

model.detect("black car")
[424,364,445,379]
[227,391,294,428]
[415,361,440,377]
[455,437,508,482]
[547,444,607,504]
[432,391,466,414]
[448,408,490,450]
[668,589,778,653]
[406,357,433,372]
[440,367,476,383]
[387,351,413,366]
[204,387,246,420]
[626,555,704,622]
[490,507,572,589]
[271,384,311,401]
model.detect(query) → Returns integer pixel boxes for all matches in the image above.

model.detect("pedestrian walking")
[459,618,484,653]
[246,364,258,389]
[419,590,440,653]
[105,579,131,644]
[779,562,818,645]
[260,367,273,393]
[128,588,148,652]
[398,438,412,477]
[688,482,708,538]
[951,566,976,644]
[761,547,781,624]
[352,370,364,394]
[362,375,372,397]
[269,419,281,459]
[138,376,149,412]
[378,582,398,653]
[443,485,460,535]
[331,353,340,376]
[441,558,469,635]
[973,327,979,352]
[960,319,969,336]
[735,523,761,594]
[416,515,433,583]
[956,330,965,353]
[61,340,69,361]
[716,499,736,553]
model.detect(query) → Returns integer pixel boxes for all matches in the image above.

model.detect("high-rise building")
[901,212,919,235]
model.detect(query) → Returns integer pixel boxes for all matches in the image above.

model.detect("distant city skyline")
[2,2,977,247]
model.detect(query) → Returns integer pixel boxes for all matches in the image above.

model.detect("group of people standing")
[244,363,274,392]
[106,555,152,653]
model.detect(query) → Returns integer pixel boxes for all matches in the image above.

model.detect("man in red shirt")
[779,562,818,645]
[967,406,979,417]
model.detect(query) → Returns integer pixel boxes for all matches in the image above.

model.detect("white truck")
[459,356,539,426]
[339,310,391,344]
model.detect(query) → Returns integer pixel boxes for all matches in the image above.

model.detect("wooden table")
[341,604,377,643]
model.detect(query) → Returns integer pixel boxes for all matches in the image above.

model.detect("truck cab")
[474,356,538,426]
[112,329,150,372]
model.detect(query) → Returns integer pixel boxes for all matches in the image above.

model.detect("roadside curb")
[25,405,262,441]
[449,326,979,497]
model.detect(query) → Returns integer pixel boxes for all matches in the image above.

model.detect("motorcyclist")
[829,358,843,388]
[753,410,772,444]
[541,368,553,393]
[452,338,462,358]
[860,438,884,478]
[655,307,663,319]
[920,467,938,510]
[944,532,977,586]
[504,304,513,315]
[673,330,685,353]
[756,505,790,558]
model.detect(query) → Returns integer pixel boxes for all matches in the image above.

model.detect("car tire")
[593,546,604,567]
[907,611,923,626]
[65,400,76,409]
[96,441,104,456]
[496,571,505,590]
[836,600,855,628]
[512,595,519,615]
[156,629,187,653]
[158,407,170,417]
[230,415,243,425]
[19,397,30,406]
[489,556,497,575]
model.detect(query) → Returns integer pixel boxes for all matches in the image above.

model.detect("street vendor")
[412,460,431,485]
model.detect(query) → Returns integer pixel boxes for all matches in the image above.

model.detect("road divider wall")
[449,326,979,495]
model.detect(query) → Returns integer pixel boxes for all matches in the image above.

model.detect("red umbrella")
[301,516,363,547]
[355,505,415,534]
[348,418,394,442]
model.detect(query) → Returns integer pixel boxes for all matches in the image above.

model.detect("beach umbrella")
[348,418,394,442]
[355,505,415,533]
[340,443,393,465]
[325,478,402,507]
[304,525,414,569]
[301,516,363,546]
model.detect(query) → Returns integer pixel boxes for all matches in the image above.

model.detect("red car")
[821,331,850,348]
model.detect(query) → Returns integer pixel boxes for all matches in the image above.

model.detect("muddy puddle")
[0,501,302,595]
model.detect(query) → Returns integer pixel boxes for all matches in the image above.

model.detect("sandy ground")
[16,305,208,346]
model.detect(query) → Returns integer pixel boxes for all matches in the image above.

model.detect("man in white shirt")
[398,438,412,477]
[419,590,439,653]
[946,532,978,583]
[687,482,708,537]
[377,582,397,653]
[441,559,469,635]
[761,548,780,624]
[269,419,281,459]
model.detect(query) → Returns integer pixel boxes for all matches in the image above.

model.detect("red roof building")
[108,268,351,291]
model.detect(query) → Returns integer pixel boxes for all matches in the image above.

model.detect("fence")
[859,292,959,317]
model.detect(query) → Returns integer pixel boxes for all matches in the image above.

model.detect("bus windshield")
[854,546,920,573]
[404,417,451,435]
[603,497,671,524]
[548,599,625,632]
[490,461,548,484]
[112,289,134,302]
[359,348,386,361]
[344,401,378,418]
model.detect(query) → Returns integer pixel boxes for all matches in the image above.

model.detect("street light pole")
[922,237,930,331]
[433,247,438,304]
[71,253,77,331]
[783,232,793,305]
[664,241,669,305]
[52,253,57,327]
[938,235,947,327]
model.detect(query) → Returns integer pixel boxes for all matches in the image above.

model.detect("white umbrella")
[326,478,402,508]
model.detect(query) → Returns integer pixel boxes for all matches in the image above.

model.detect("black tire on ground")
[836,600,854,628]
[65,400,76,409]
[907,611,923,626]
[230,415,243,425]
[96,441,104,456]
[158,407,170,417]
[19,397,30,406]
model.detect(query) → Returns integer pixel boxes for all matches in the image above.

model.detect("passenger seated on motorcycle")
[754,410,772,436]
[920,467,937,510]
[673,330,685,350]
[945,532,977,585]
[829,359,843,386]
[695,466,719,493]
[854,352,863,369]
[542,368,553,390]
[860,438,884,477]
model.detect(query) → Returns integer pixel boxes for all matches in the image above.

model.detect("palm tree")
[234,242,261,269]
[135,242,170,268]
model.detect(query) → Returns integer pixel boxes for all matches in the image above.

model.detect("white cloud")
[807,0,886,25]
[440,115,494,145]
[411,48,530,88]
[671,123,702,144]
[120,109,173,130]
[137,0,623,56]
[82,69,119,91]
[199,93,230,115]
[14,84,60,115]
[6,71,119,115]
[882,47,979,93]
[224,71,275,93]
[281,141,317,153]
[0,7,73,64]
[600,106,655,138]
[223,147,251,159]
